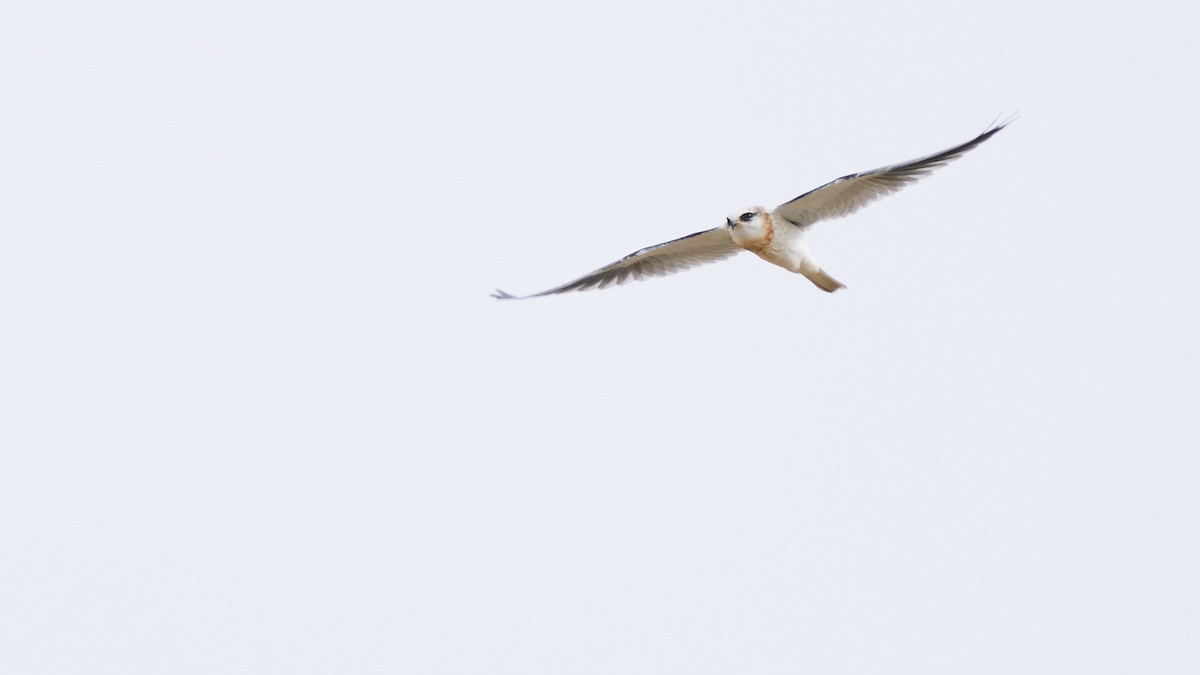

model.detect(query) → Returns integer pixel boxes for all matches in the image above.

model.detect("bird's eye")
[739,212,755,222]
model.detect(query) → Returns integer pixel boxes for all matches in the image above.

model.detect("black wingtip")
[491,289,519,300]
[987,112,1019,134]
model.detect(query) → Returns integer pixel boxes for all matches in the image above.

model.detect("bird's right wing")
[492,227,742,299]
[774,122,1007,228]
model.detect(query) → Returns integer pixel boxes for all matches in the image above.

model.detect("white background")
[3,1,1198,673]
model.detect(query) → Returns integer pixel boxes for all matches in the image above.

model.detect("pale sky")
[3,1,1198,673]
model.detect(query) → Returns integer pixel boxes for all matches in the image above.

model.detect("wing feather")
[774,122,1007,228]
[492,227,741,299]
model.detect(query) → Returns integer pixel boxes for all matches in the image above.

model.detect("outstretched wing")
[492,227,742,299]
[774,122,1007,228]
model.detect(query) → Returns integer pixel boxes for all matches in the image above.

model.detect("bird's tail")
[792,244,845,293]
[802,267,845,293]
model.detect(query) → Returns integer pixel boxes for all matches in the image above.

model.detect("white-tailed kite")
[492,122,1007,299]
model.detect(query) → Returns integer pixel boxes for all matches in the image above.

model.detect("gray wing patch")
[775,122,1007,228]
[492,227,742,299]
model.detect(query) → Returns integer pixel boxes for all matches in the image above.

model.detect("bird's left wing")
[774,122,1007,228]
[492,227,742,299]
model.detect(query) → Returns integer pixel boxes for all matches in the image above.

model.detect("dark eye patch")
[739,212,755,222]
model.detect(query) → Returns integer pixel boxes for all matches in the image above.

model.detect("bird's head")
[725,207,772,249]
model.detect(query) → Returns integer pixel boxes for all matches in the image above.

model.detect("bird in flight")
[492,121,1007,299]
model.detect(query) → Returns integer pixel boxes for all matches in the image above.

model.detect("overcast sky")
[3,1,1199,673]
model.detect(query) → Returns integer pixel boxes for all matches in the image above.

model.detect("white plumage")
[493,122,1007,299]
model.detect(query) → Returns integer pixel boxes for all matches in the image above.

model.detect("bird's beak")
[726,218,735,228]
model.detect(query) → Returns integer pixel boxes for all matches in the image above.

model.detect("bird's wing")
[492,227,742,299]
[774,122,1007,228]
